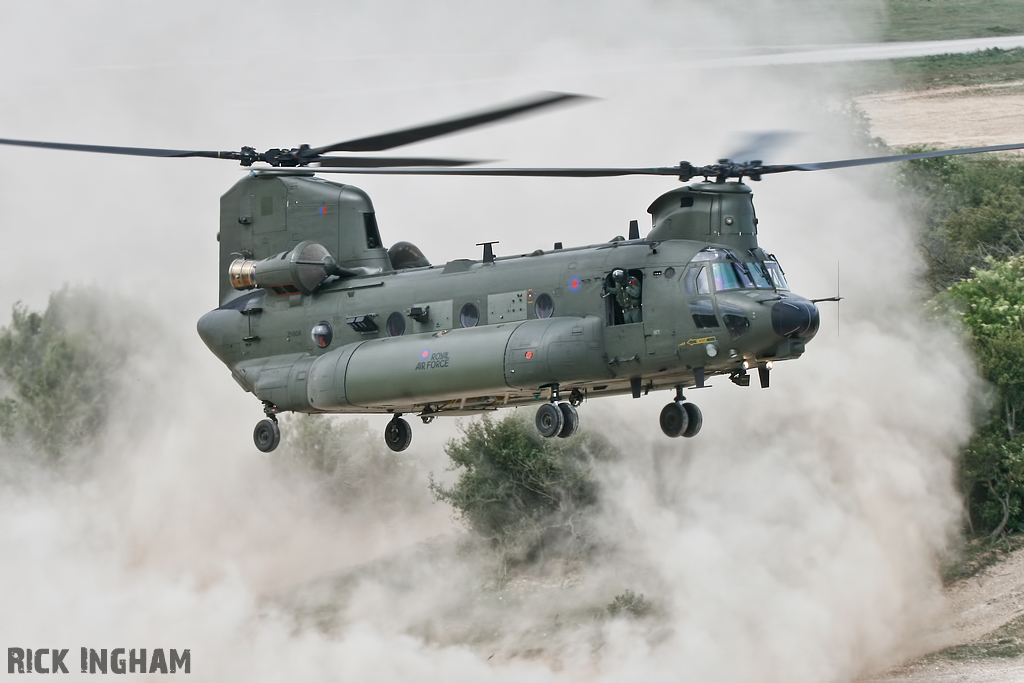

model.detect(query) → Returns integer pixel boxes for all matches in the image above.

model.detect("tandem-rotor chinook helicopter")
[4,92,1024,453]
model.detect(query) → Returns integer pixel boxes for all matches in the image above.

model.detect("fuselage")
[198,235,818,418]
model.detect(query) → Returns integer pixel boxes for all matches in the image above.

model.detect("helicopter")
[2,92,1023,453]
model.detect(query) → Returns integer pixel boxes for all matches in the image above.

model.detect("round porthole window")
[386,311,406,337]
[535,293,554,319]
[311,321,333,348]
[460,302,479,328]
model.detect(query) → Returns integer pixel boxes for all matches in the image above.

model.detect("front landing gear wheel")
[384,417,413,452]
[659,402,689,438]
[557,402,579,438]
[681,402,703,438]
[253,419,281,452]
[536,403,565,438]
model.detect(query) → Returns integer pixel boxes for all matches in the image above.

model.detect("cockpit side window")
[695,266,710,295]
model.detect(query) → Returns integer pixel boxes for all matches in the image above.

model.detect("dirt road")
[858,82,1024,149]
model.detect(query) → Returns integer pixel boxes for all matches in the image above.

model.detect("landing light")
[765,361,774,370]
[741,360,750,370]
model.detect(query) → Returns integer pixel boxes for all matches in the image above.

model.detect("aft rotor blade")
[311,92,589,154]
[315,156,481,167]
[761,141,1024,174]
[724,131,798,166]
[0,137,237,160]
[260,165,685,178]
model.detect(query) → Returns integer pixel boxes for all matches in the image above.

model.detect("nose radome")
[771,300,820,340]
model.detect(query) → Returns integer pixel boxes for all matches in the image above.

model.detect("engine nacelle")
[229,240,334,296]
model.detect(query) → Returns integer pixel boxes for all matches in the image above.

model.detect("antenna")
[476,241,499,264]
[810,261,842,337]
[628,219,640,240]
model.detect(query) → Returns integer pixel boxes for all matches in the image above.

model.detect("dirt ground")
[860,545,1024,682]
[857,82,1024,150]
[855,87,1024,682]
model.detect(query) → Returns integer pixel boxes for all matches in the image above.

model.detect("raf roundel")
[420,349,430,360]
[568,276,581,292]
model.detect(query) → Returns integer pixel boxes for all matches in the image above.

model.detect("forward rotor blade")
[311,92,589,154]
[315,156,481,167]
[760,141,1024,174]
[0,137,236,160]
[260,166,684,177]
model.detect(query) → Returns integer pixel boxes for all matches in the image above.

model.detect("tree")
[944,256,1024,536]
[0,288,130,462]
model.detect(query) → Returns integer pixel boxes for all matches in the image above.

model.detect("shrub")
[606,590,653,619]
[430,409,613,567]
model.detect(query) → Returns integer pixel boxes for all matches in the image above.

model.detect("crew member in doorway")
[607,268,642,323]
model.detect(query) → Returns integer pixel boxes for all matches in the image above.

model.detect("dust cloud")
[0,1,978,681]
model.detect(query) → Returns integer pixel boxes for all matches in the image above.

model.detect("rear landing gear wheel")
[557,402,579,438]
[536,402,564,438]
[659,402,689,438]
[384,416,413,452]
[253,418,281,452]
[681,402,703,438]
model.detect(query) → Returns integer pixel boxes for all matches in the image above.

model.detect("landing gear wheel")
[384,417,413,452]
[253,418,281,452]
[659,402,689,438]
[557,402,579,438]
[536,402,565,438]
[681,403,703,438]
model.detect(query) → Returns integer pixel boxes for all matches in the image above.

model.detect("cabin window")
[311,321,333,348]
[460,302,479,328]
[386,312,406,337]
[535,293,554,319]
[363,213,383,249]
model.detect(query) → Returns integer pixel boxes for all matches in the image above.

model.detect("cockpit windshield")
[692,251,790,292]
[763,261,789,290]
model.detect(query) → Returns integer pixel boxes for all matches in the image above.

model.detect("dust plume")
[0,1,976,681]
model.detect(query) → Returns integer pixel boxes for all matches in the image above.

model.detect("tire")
[384,417,413,452]
[253,419,281,452]
[682,402,703,438]
[557,402,579,438]
[536,403,564,438]
[659,402,688,438]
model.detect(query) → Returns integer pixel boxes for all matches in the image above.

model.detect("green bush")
[897,152,1024,290]
[606,590,653,619]
[430,409,613,567]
